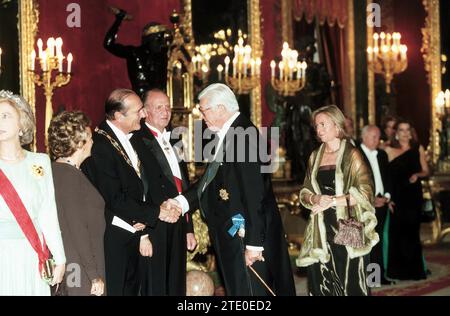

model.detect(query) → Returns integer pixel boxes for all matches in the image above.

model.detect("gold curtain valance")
[293,0,348,29]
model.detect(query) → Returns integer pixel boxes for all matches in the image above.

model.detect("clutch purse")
[42,258,55,284]
[333,195,365,248]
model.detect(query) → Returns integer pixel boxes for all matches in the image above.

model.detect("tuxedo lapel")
[98,121,130,161]
[179,162,189,191]
[141,125,177,188]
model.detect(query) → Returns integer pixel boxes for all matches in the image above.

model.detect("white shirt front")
[360,144,385,196]
[146,123,182,181]
[106,120,139,173]
[213,111,240,161]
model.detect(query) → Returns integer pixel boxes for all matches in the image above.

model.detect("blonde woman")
[0,90,65,295]
[296,105,378,296]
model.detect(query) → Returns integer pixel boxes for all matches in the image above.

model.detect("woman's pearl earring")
[18,130,23,137]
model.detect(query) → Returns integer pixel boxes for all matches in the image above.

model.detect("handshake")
[159,199,182,223]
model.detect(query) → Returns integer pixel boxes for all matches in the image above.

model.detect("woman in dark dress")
[297,105,378,296]
[385,120,429,280]
[48,111,106,295]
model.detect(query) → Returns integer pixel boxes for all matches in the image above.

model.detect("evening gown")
[307,165,370,296]
[386,148,427,280]
[0,151,66,295]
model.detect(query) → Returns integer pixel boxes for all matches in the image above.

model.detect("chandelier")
[223,36,261,95]
[270,42,307,96]
[367,32,408,93]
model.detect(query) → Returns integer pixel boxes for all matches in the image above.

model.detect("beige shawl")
[296,139,379,267]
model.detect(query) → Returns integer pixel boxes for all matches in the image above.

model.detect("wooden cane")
[248,265,276,296]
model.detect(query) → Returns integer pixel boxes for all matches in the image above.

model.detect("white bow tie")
[161,130,171,144]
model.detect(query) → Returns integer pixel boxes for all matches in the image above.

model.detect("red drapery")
[35,0,179,152]
[260,0,281,127]
[320,24,346,108]
[293,0,348,29]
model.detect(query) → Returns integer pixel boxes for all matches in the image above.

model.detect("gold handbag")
[333,195,365,248]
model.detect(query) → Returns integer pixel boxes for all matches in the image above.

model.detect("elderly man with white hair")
[170,83,295,296]
[359,124,393,285]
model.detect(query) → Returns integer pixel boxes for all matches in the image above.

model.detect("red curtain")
[260,0,282,127]
[319,24,346,108]
[293,0,348,29]
[35,0,179,152]
[293,0,347,108]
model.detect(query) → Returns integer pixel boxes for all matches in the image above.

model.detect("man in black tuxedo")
[82,89,181,295]
[131,89,197,295]
[359,125,392,285]
[167,83,295,296]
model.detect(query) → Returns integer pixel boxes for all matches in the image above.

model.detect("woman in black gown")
[385,120,429,280]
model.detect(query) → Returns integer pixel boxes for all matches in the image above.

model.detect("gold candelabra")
[29,37,73,145]
[367,32,408,93]
[270,42,307,97]
[435,89,450,115]
[223,36,261,95]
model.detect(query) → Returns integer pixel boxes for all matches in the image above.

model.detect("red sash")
[149,127,189,223]
[0,169,49,273]
[173,176,189,223]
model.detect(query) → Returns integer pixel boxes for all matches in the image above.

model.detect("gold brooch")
[219,189,229,201]
[31,165,44,178]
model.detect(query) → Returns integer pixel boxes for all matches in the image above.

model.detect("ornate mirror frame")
[18,0,38,115]
[421,0,441,164]
[180,0,262,128]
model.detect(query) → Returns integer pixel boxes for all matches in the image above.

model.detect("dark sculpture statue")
[104,7,172,96]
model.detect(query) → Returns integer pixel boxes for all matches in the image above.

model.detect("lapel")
[140,124,177,188]
[197,114,244,198]
[179,161,189,191]
[97,121,141,179]
[359,145,376,184]
[98,121,130,160]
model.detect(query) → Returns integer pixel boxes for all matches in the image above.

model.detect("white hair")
[361,125,380,138]
[198,83,239,112]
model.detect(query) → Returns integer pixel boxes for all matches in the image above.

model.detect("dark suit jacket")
[82,121,160,242]
[131,123,193,295]
[81,120,161,295]
[358,145,391,197]
[183,114,295,296]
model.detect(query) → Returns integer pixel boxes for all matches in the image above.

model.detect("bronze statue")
[104,7,172,96]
